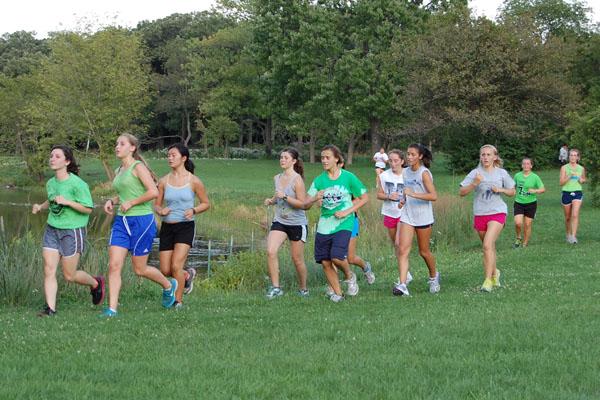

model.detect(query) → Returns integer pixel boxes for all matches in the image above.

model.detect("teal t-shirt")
[46,173,93,229]
[307,170,367,234]
[514,171,544,204]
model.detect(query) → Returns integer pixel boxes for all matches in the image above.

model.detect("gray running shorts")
[42,225,86,257]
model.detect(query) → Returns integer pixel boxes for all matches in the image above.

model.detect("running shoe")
[428,271,441,294]
[345,273,359,296]
[99,308,117,318]
[481,278,494,292]
[325,286,335,297]
[329,293,344,303]
[90,276,105,305]
[37,304,56,317]
[572,236,578,244]
[162,278,178,308]
[513,238,522,249]
[492,269,501,288]
[392,282,410,296]
[183,267,197,295]
[173,301,184,310]
[266,286,284,299]
[297,289,310,297]
[363,261,376,285]
[406,271,413,285]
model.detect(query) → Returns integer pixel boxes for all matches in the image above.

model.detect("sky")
[0,0,598,38]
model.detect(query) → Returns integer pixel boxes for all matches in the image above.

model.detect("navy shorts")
[514,201,537,219]
[109,214,157,256]
[159,221,195,251]
[270,221,307,242]
[314,230,352,263]
[561,191,583,205]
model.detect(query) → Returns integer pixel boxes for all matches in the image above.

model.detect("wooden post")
[207,239,212,277]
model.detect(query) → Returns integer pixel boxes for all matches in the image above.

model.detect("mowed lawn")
[1,156,599,399]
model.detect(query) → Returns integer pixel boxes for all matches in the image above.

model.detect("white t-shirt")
[373,152,388,169]
[379,169,403,218]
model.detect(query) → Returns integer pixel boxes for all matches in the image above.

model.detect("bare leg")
[159,250,173,277]
[42,250,60,310]
[570,200,582,240]
[397,223,415,284]
[266,230,288,288]
[61,254,97,287]
[169,243,191,302]
[289,240,307,291]
[478,222,504,279]
[522,217,534,246]
[322,260,342,295]
[562,204,572,237]
[131,254,171,288]
[514,214,523,241]
[347,237,366,269]
[107,246,127,311]
[415,226,436,278]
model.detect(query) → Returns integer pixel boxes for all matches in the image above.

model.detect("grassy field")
[1,155,599,399]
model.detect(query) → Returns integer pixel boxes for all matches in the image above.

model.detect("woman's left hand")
[120,201,133,213]
[184,209,195,220]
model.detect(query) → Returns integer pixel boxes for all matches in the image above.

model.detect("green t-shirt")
[112,161,154,216]
[514,171,544,204]
[307,170,367,234]
[46,173,93,229]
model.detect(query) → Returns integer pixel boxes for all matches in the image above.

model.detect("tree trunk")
[309,129,316,163]
[264,117,273,156]
[183,109,192,145]
[247,121,253,146]
[346,134,356,165]
[101,158,115,181]
[369,117,381,153]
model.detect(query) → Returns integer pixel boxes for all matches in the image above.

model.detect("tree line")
[0,0,598,198]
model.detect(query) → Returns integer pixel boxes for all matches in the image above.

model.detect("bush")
[0,231,43,305]
[200,250,268,292]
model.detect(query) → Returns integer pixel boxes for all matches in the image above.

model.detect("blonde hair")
[479,144,503,168]
[119,133,158,182]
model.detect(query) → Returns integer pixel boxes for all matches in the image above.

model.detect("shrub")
[200,250,268,292]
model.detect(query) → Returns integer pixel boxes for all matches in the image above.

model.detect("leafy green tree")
[0,31,49,77]
[28,29,152,179]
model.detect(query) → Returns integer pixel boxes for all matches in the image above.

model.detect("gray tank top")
[400,165,434,226]
[163,174,195,223]
[273,173,308,226]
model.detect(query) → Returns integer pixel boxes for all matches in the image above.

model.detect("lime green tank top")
[112,161,154,216]
[562,164,583,192]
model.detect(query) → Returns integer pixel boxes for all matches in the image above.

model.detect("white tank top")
[400,165,434,226]
[379,168,403,218]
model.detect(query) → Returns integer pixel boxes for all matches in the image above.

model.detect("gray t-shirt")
[273,173,308,226]
[461,167,515,216]
[400,165,434,226]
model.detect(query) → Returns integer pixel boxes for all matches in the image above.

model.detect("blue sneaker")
[99,308,117,318]
[162,278,177,308]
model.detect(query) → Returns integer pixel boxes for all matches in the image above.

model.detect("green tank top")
[562,164,583,192]
[112,161,154,216]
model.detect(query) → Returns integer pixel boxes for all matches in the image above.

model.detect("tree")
[28,29,152,180]
[0,31,49,77]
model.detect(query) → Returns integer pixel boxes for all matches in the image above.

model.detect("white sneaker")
[392,282,410,296]
[329,293,344,303]
[363,262,375,285]
[345,273,359,296]
[406,271,413,285]
[325,285,335,297]
[428,271,440,294]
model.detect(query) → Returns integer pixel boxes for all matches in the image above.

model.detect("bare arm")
[153,179,170,216]
[580,167,587,184]
[406,171,437,201]
[32,200,49,214]
[559,165,569,186]
[334,193,369,219]
[281,178,307,210]
[54,196,93,215]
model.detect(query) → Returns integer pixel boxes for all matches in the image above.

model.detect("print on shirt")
[384,181,404,202]
[322,187,345,210]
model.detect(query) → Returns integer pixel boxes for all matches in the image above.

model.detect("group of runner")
[33,134,209,317]
[33,137,586,313]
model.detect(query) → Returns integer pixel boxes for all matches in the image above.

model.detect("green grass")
[1,156,600,399]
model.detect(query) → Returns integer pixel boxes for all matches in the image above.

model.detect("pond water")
[0,188,248,274]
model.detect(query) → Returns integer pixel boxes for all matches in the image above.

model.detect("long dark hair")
[281,147,304,179]
[52,145,80,176]
[408,143,433,168]
[321,144,344,165]
[168,143,195,174]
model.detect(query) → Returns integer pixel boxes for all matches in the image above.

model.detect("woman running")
[373,147,388,187]
[155,143,210,309]
[263,148,309,298]
[460,144,515,292]
[513,158,545,248]
[394,144,439,296]
[102,133,176,317]
[32,145,104,316]
[560,149,586,244]
[305,145,368,302]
